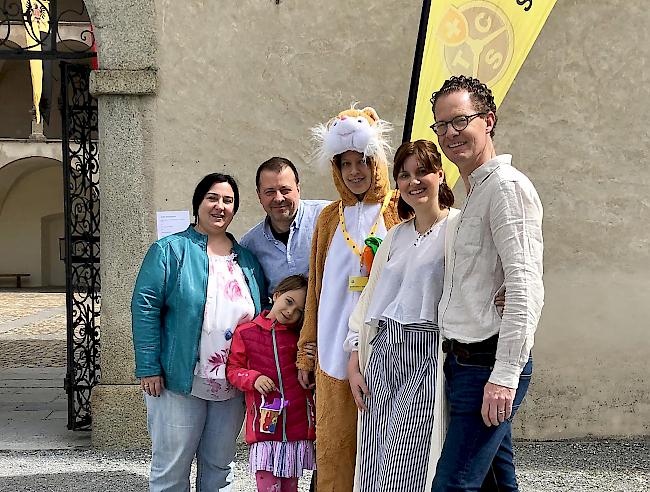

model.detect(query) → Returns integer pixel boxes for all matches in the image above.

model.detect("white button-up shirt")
[438,154,544,389]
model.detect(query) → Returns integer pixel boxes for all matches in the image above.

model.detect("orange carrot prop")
[362,237,383,274]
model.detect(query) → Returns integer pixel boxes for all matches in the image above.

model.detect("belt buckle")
[442,339,471,359]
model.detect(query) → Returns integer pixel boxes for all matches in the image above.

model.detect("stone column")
[89,69,158,448]
[29,108,47,142]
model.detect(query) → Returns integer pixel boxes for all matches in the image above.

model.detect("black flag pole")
[403,0,432,143]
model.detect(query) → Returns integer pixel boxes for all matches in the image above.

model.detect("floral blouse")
[191,253,255,401]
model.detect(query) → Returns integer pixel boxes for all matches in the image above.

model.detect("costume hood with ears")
[312,106,394,206]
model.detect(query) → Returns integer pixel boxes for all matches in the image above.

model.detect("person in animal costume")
[296,105,400,491]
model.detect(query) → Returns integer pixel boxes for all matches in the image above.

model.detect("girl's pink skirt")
[249,440,316,478]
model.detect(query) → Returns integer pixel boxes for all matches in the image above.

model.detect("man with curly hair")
[430,76,544,491]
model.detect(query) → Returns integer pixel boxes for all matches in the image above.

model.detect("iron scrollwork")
[0,0,96,59]
[1,1,100,431]
[61,62,100,431]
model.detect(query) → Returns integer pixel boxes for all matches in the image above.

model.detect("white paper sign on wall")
[156,210,191,239]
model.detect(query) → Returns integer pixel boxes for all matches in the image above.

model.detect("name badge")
[348,275,368,292]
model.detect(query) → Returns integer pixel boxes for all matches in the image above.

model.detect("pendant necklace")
[413,210,447,247]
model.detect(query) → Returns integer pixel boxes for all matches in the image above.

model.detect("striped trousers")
[359,318,440,492]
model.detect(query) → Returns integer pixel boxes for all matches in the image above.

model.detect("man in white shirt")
[431,76,544,492]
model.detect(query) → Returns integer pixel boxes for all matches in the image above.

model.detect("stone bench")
[0,274,31,288]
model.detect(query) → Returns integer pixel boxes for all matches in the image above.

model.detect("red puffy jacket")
[226,312,316,444]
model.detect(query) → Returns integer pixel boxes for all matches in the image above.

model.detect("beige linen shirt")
[438,154,544,389]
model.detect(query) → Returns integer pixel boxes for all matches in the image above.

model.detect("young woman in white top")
[344,139,456,491]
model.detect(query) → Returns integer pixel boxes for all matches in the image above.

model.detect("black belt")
[442,334,499,359]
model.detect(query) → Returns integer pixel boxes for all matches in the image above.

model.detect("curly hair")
[430,75,498,138]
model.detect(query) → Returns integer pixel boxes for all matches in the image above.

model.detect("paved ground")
[0,290,89,451]
[0,289,66,368]
[0,290,647,491]
[0,367,90,451]
[0,440,647,491]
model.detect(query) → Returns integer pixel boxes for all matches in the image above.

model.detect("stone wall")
[86,0,157,448]
[91,0,650,447]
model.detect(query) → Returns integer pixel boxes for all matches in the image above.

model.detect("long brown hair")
[273,275,308,330]
[273,274,308,297]
[392,140,454,220]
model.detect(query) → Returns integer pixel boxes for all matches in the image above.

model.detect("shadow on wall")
[0,58,32,138]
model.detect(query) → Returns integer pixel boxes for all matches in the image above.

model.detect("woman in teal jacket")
[132,173,266,492]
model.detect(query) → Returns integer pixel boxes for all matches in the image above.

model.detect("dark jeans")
[431,353,533,492]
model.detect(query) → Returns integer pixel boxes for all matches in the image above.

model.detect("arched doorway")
[0,157,65,287]
[0,0,99,431]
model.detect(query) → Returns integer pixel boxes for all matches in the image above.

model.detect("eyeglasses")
[430,113,486,136]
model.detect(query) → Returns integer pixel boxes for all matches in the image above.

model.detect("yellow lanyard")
[338,191,393,259]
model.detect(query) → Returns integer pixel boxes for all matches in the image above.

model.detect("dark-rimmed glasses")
[430,113,486,136]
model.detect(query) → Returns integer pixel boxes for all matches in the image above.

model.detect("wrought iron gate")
[1,0,99,430]
[61,62,100,430]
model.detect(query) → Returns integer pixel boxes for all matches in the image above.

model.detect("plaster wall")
[91,0,649,446]
[501,0,650,438]
[41,213,66,287]
[0,165,64,286]
[0,141,62,169]
[149,0,420,239]
[146,0,650,439]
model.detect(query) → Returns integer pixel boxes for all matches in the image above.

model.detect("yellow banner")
[22,0,50,124]
[408,0,557,188]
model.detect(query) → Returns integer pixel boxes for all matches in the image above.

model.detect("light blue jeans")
[145,390,246,492]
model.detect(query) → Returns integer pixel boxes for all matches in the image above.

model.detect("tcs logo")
[437,2,514,86]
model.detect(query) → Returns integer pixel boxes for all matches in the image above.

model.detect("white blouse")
[345,210,460,492]
[365,217,447,327]
[191,253,255,401]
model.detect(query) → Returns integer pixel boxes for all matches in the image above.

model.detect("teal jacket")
[131,226,266,395]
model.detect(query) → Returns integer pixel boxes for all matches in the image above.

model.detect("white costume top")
[317,201,387,380]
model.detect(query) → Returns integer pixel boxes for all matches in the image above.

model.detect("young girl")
[227,274,316,492]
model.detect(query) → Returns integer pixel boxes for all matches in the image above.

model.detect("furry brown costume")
[297,108,400,491]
